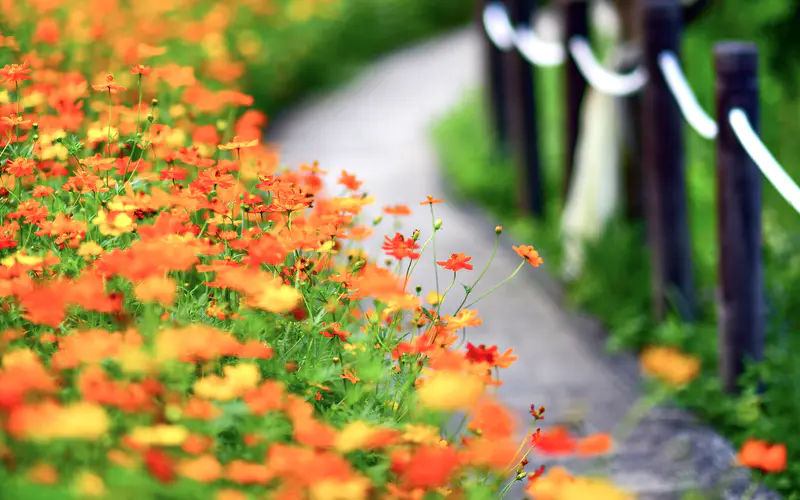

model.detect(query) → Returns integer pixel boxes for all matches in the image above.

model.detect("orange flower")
[640,346,700,387]
[437,253,473,272]
[513,245,543,267]
[130,64,152,77]
[0,61,32,83]
[91,74,126,93]
[384,204,411,216]
[218,136,259,151]
[576,433,613,456]
[737,439,787,473]
[134,276,177,306]
[338,170,363,191]
[420,195,443,206]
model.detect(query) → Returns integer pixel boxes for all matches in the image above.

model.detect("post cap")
[714,42,758,76]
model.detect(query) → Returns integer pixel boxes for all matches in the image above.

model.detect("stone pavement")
[266,26,780,500]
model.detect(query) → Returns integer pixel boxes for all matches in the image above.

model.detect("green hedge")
[243,0,473,116]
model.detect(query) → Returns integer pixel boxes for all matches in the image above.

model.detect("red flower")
[465,343,498,365]
[144,448,176,484]
[437,253,473,272]
[319,322,350,342]
[382,232,420,260]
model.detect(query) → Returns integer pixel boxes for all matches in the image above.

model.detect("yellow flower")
[640,346,700,387]
[310,478,370,500]
[418,371,484,411]
[165,128,187,148]
[194,363,261,401]
[560,477,634,500]
[93,210,136,237]
[33,403,110,441]
[402,424,443,445]
[169,105,186,119]
[425,290,443,305]
[129,425,189,446]
[77,241,104,258]
[335,421,375,454]
[247,283,302,313]
[72,471,105,497]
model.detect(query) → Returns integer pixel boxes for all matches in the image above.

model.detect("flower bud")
[495,225,503,235]
[373,215,383,226]
[434,219,442,230]
[147,114,154,123]
[151,98,159,107]
[411,229,420,241]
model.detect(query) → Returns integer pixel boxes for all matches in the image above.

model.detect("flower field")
[0,0,785,498]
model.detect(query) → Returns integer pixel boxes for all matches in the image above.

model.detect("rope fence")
[477,0,797,394]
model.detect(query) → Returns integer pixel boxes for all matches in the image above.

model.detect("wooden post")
[640,0,694,322]
[562,0,589,201]
[503,0,544,218]
[714,42,765,394]
[477,0,511,159]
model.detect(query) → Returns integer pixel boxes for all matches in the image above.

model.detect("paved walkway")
[267,27,778,500]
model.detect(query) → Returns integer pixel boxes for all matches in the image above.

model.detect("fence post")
[562,0,589,202]
[714,42,765,394]
[640,0,694,322]
[503,0,544,218]
[478,0,511,159]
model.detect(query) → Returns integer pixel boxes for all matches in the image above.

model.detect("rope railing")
[477,0,795,395]
[479,0,800,234]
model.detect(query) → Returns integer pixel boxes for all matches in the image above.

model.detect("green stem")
[453,234,499,315]
[463,261,525,310]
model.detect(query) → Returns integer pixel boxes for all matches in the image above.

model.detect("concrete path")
[266,26,778,500]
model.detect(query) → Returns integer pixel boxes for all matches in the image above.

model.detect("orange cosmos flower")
[437,252,473,272]
[92,74,126,93]
[0,61,32,83]
[420,195,443,206]
[513,245,543,267]
[338,170,363,191]
[218,136,259,151]
[737,438,787,473]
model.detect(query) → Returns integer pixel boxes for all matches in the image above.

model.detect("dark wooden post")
[562,0,588,201]
[503,0,544,218]
[477,0,511,159]
[714,42,765,394]
[640,0,694,322]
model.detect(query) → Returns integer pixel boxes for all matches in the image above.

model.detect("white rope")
[483,2,515,52]
[658,51,718,139]
[513,26,566,67]
[567,36,648,96]
[729,108,800,214]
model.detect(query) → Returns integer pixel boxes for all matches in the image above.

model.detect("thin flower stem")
[403,232,435,290]
[742,481,759,500]
[429,204,440,295]
[463,261,525,310]
[453,234,499,314]
[434,272,457,317]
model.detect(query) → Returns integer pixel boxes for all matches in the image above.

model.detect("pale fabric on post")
[561,45,631,280]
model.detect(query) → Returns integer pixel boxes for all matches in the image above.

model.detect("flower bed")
[0,2,785,498]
